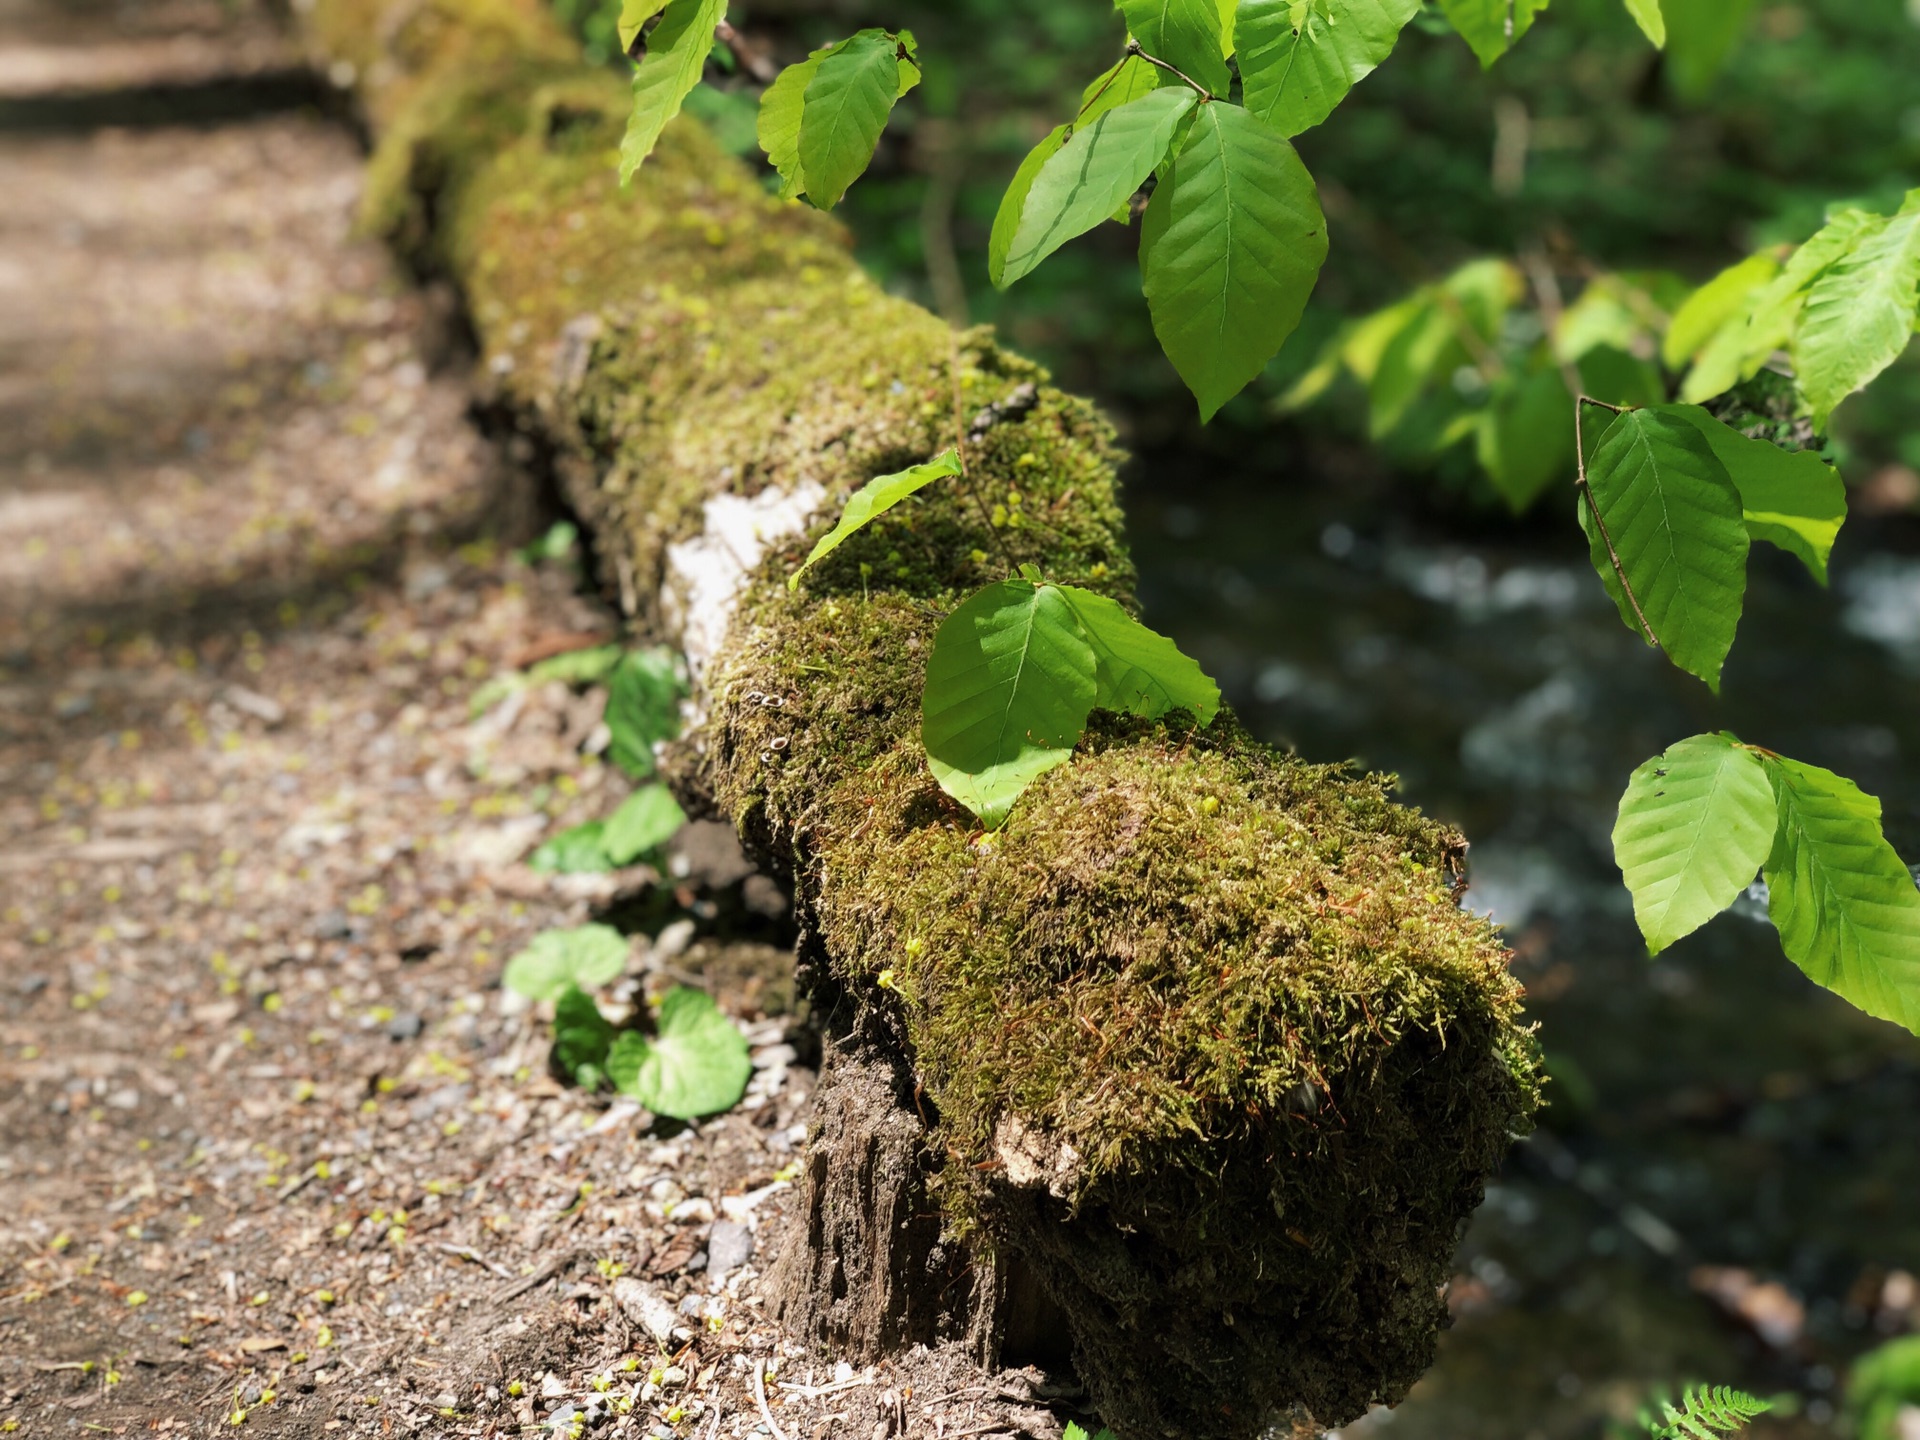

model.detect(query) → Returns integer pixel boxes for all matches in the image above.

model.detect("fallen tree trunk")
[292,3,1542,1434]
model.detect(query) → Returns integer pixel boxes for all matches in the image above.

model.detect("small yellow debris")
[126,1291,149,1307]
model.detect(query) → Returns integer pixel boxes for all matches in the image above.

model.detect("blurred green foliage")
[559,0,1920,463]
[1849,1334,1920,1440]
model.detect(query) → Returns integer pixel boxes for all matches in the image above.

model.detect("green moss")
[304,0,1542,1430]
[712,536,1538,1433]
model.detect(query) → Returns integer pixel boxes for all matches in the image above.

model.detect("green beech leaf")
[894,30,922,96]
[607,648,687,779]
[1762,755,1920,1034]
[1553,273,1671,365]
[1669,407,1846,584]
[1365,302,1448,437]
[790,450,964,589]
[1114,0,1232,96]
[1661,252,1781,372]
[1217,0,1237,53]
[1141,102,1329,421]
[797,30,902,211]
[1055,586,1221,723]
[1438,0,1550,66]
[1081,54,1166,122]
[503,924,630,1000]
[1622,0,1665,46]
[1681,209,1887,404]
[1614,733,1775,954]
[1579,404,1748,690]
[1793,196,1920,428]
[554,986,618,1089]
[1477,367,1574,511]
[1237,0,1422,138]
[617,0,667,52]
[528,644,624,687]
[990,126,1069,288]
[620,0,727,183]
[604,785,688,866]
[998,89,1197,289]
[529,821,615,874]
[757,45,832,200]
[921,580,1099,829]
[606,987,753,1118]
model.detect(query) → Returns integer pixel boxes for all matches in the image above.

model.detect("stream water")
[1126,449,1920,1440]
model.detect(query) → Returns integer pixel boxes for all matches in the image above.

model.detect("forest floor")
[0,3,1069,1436]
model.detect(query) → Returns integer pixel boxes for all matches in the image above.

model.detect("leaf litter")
[0,15,1073,1434]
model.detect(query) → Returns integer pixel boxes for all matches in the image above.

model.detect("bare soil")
[0,6,1071,1437]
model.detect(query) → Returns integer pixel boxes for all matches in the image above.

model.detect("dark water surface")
[1126,451,1920,1439]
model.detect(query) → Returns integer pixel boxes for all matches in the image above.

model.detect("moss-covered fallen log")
[293,3,1541,1433]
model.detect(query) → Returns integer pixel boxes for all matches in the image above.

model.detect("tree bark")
[290,5,1542,1435]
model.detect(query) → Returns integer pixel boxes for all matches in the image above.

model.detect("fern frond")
[1649,1385,1772,1440]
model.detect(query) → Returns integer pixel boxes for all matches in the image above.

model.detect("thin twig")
[434,1243,514,1279]
[490,1248,579,1305]
[1124,40,1215,99]
[778,1374,875,1398]
[1519,244,1584,402]
[1072,41,1143,128]
[1573,397,1658,648]
[1525,245,1658,646]
[753,1359,793,1440]
[714,22,776,83]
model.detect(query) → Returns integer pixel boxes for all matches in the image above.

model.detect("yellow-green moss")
[301,1,1542,1431]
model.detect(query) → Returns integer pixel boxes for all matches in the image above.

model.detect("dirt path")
[0,7,1067,1438]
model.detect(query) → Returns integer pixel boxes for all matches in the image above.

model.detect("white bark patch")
[993,1115,1083,1200]
[662,481,827,686]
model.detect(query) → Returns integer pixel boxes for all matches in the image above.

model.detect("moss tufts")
[303,0,1542,1431]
